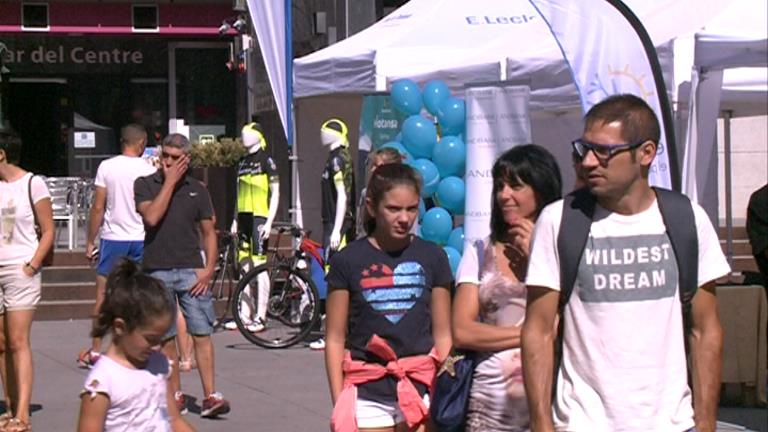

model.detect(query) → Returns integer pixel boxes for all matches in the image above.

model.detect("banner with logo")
[464,85,532,246]
[359,94,406,152]
[528,0,674,189]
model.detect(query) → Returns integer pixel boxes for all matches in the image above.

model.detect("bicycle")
[210,230,246,329]
[230,222,324,349]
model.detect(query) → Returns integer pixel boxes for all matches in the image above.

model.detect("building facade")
[0,0,240,176]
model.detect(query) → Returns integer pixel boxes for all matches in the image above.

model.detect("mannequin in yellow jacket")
[227,123,279,333]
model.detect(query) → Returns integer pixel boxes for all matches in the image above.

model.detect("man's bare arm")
[689,281,722,432]
[522,286,560,432]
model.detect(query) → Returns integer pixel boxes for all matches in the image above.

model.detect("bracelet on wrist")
[24,262,39,273]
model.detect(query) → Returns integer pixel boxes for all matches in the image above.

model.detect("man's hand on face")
[163,154,190,186]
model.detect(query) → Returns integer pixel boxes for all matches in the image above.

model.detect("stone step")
[718,226,748,239]
[720,239,755,256]
[731,257,759,273]
[42,266,96,284]
[49,250,90,267]
[41,282,96,302]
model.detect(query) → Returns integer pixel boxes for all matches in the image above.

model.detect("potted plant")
[190,137,247,231]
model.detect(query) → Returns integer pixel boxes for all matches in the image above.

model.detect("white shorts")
[356,394,430,428]
[0,264,41,313]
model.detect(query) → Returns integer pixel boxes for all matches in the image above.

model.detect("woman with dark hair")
[0,130,54,432]
[451,144,561,431]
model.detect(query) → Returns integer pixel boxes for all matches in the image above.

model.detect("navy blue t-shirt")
[326,236,453,403]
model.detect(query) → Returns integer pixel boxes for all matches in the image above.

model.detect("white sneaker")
[308,338,326,350]
[223,320,238,331]
[246,318,266,333]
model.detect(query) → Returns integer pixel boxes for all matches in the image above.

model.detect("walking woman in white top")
[0,129,54,432]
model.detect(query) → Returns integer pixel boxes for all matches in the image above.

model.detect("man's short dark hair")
[584,94,661,145]
[120,124,147,149]
[0,130,22,164]
[161,133,190,152]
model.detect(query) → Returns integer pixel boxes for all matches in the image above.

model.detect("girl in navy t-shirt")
[324,163,452,432]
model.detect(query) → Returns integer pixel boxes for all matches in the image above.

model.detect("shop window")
[22,3,49,30]
[133,5,159,31]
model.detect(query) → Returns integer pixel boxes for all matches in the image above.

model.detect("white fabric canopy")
[680,0,768,223]
[294,0,728,109]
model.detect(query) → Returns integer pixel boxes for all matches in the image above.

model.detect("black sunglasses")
[571,138,647,163]
[160,151,184,161]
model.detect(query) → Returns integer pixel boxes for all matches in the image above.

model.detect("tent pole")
[723,110,734,267]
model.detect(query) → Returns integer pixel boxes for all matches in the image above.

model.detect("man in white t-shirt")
[522,94,730,432]
[78,124,157,368]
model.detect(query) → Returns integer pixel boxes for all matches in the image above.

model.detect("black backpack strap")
[653,187,698,355]
[557,188,596,309]
[553,188,595,398]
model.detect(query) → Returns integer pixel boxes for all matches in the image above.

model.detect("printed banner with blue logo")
[358,95,407,153]
[464,84,532,246]
[528,0,673,189]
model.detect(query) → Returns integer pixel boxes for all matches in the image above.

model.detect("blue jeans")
[149,269,215,338]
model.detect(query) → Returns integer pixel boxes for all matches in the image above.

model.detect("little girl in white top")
[77,260,193,432]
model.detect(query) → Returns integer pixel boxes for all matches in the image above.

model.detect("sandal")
[0,413,12,429]
[3,418,31,432]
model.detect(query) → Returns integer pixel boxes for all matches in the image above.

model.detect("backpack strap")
[557,187,596,310]
[553,188,595,399]
[653,187,698,355]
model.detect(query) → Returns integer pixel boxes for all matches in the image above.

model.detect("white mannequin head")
[241,123,266,154]
[321,118,349,150]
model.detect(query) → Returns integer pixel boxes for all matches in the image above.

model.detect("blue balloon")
[447,226,465,254]
[432,136,466,177]
[443,246,462,275]
[401,115,438,159]
[418,198,426,221]
[435,176,465,215]
[380,141,414,164]
[421,207,453,245]
[390,79,422,116]
[422,80,451,116]
[437,97,466,136]
[410,158,440,197]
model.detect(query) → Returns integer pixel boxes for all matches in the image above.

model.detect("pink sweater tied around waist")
[331,334,438,432]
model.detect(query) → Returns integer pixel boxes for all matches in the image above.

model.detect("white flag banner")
[528,0,673,189]
[464,85,532,247]
[247,0,288,139]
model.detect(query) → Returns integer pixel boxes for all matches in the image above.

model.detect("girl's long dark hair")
[92,259,173,338]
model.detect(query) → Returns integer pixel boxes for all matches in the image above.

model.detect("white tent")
[294,0,728,105]
[677,0,768,259]
[290,0,753,231]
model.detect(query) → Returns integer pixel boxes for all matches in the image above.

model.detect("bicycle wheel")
[231,263,320,348]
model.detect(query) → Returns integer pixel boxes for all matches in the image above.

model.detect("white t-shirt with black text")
[95,155,157,241]
[0,173,50,265]
[526,198,729,432]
